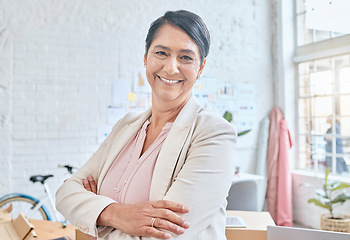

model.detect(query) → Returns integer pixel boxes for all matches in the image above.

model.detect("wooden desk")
[226,210,275,240]
[30,219,76,240]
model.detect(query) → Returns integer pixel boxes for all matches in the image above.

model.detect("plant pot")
[320,214,350,233]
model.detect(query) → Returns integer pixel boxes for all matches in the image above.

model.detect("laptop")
[267,225,350,240]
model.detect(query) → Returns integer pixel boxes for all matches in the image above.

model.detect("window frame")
[294,0,350,176]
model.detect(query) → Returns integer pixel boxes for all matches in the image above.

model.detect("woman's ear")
[196,59,206,80]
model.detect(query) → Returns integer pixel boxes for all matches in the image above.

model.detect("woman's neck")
[150,95,190,127]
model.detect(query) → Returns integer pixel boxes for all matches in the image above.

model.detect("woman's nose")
[163,57,179,75]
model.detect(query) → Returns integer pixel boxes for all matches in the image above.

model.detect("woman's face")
[144,24,205,105]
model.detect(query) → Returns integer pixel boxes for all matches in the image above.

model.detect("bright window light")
[306,0,350,33]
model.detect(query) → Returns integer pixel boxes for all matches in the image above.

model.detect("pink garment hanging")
[266,108,284,222]
[276,118,293,226]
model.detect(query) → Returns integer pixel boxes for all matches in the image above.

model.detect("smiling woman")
[56,10,236,240]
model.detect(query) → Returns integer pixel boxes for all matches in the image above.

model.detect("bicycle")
[0,165,76,224]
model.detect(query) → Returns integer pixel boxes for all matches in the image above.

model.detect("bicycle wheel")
[0,195,49,220]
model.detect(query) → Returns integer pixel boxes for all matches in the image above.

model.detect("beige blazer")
[56,95,237,240]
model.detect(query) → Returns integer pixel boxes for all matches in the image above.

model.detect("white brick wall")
[0,0,274,211]
[0,11,13,194]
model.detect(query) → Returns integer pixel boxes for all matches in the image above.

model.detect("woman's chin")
[153,91,191,106]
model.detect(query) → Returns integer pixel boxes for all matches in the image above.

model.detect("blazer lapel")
[149,95,202,200]
[97,109,152,191]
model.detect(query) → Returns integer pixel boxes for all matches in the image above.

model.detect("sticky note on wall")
[128,92,136,101]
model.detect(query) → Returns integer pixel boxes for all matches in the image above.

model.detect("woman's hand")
[83,175,97,194]
[82,176,98,240]
[98,201,190,239]
[82,176,190,239]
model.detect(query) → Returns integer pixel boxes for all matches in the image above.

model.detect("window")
[295,0,350,176]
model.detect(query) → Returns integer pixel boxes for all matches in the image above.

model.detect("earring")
[144,64,147,68]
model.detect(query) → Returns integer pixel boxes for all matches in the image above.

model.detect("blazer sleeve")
[145,118,237,239]
[55,128,117,237]
[56,114,142,239]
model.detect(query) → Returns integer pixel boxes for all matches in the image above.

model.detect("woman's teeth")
[159,76,181,83]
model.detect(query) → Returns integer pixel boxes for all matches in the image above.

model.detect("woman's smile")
[157,75,184,84]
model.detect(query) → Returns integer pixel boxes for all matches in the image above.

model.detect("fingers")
[152,217,186,235]
[83,179,92,191]
[152,200,190,213]
[88,176,97,193]
[147,200,190,235]
[83,176,97,194]
[141,226,171,239]
[152,200,190,227]
[150,210,189,234]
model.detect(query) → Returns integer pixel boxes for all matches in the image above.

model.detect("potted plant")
[308,167,350,232]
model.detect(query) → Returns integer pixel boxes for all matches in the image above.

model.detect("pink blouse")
[99,119,173,204]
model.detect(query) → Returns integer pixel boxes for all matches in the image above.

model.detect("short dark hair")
[145,10,210,65]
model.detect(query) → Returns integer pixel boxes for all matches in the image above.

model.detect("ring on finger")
[151,217,156,228]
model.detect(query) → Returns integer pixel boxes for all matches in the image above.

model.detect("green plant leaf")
[315,189,326,198]
[324,167,330,188]
[308,198,331,210]
[330,182,342,190]
[238,129,251,136]
[331,193,350,205]
[328,181,338,188]
[223,111,232,123]
[332,182,350,191]
[318,196,330,204]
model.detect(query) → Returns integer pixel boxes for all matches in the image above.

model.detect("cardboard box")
[76,229,91,240]
[30,219,76,240]
[225,210,275,240]
[0,211,36,240]
[0,204,12,223]
[1,205,77,239]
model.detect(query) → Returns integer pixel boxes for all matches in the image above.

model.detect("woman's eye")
[155,51,167,56]
[180,55,193,61]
